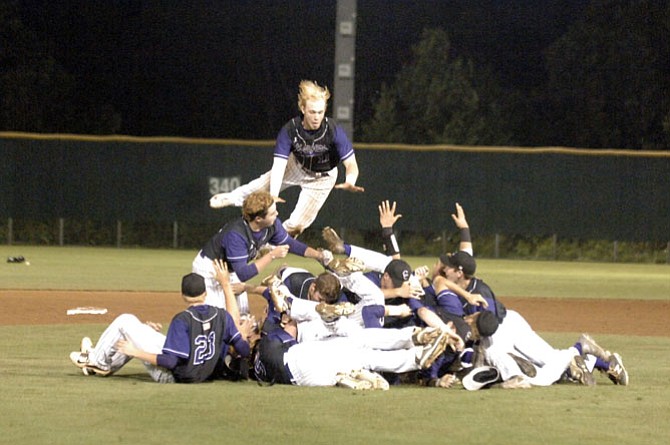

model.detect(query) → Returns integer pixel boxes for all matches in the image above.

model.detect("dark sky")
[17,0,587,139]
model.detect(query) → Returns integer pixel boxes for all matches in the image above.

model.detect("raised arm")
[451,203,473,255]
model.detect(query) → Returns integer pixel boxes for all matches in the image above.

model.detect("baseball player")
[193,190,332,314]
[209,80,364,237]
[252,317,455,389]
[69,273,254,383]
[462,309,629,388]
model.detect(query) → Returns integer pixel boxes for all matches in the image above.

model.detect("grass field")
[1,245,669,444]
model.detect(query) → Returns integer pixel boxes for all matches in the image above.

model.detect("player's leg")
[338,272,385,307]
[282,168,337,235]
[78,314,146,374]
[347,326,416,350]
[503,310,561,367]
[348,245,393,272]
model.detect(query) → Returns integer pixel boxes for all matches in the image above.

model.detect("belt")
[302,168,327,178]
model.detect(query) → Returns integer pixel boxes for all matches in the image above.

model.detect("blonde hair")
[242,191,274,222]
[297,80,330,109]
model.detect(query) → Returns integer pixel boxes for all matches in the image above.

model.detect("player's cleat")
[326,257,365,276]
[568,355,596,386]
[315,301,355,323]
[434,373,460,389]
[69,351,111,376]
[322,227,346,254]
[412,326,441,346]
[417,329,449,369]
[335,372,373,390]
[606,352,629,386]
[462,366,501,391]
[268,278,291,313]
[286,226,303,239]
[209,193,235,209]
[78,336,94,376]
[508,353,537,378]
[349,369,390,391]
[578,333,611,361]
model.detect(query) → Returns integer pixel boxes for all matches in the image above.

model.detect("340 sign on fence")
[208,176,241,195]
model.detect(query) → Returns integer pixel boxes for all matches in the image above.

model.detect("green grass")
[1,245,668,299]
[1,246,669,444]
[2,325,669,445]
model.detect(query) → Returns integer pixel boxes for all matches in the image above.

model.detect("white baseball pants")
[223,153,337,233]
[87,314,174,383]
[191,252,249,314]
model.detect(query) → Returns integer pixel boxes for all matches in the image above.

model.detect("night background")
[2,0,669,149]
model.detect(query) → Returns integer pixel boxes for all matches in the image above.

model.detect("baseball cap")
[384,259,412,288]
[182,273,206,297]
[475,310,499,337]
[439,251,477,276]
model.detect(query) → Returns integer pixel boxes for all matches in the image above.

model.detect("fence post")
[552,234,557,260]
[173,221,179,249]
[494,233,500,259]
[58,218,65,246]
[667,241,670,264]
[116,220,122,248]
[613,240,619,262]
[7,217,12,245]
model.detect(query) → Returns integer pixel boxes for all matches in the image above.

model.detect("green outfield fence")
[1,132,669,261]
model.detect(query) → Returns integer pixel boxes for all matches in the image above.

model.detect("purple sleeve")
[156,353,178,369]
[436,289,465,316]
[333,125,354,162]
[273,127,292,159]
[223,230,258,281]
[362,304,385,328]
[158,317,191,369]
[270,219,308,256]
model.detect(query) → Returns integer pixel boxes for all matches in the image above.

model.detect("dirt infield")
[1,290,668,337]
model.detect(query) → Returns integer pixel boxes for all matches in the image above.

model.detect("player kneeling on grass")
[69,273,255,383]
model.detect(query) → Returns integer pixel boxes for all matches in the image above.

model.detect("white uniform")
[284,330,422,387]
[214,153,337,233]
[191,252,249,313]
[86,314,174,383]
[481,310,577,386]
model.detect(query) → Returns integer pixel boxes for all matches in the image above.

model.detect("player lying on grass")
[460,310,629,390]
[252,310,457,390]
[193,190,333,314]
[69,269,257,383]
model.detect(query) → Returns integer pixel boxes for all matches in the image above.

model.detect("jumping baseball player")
[193,190,331,313]
[69,273,253,383]
[209,80,364,237]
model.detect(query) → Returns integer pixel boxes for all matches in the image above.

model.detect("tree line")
[1,0,668,150]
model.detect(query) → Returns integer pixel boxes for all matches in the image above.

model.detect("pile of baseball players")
[69,80,629,390]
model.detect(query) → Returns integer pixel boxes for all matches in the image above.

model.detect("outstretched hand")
[334,182,365,193]
[212,258,230,285]
[379,200,402,228]
[451,202,468,229]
